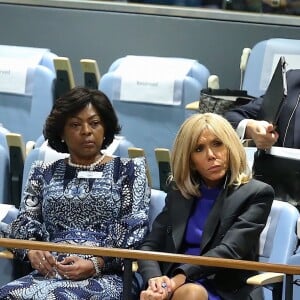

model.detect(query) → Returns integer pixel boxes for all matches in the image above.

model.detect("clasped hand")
[28,250,95,280]
[140,276,174,300]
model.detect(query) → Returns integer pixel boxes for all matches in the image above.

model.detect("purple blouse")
[184,185,221,300]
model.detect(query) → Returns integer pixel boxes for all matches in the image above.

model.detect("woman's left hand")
[55,256,95,280]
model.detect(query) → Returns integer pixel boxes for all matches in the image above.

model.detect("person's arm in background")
[224,96,279,149]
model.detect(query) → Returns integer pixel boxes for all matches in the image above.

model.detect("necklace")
[68,154,106,170]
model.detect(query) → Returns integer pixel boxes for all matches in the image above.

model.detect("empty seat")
[0,45,57,143]
[247,200,299,300]
[242,38,300,98]
[99,55,210,188]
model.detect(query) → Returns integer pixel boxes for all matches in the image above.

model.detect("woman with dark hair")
[44,87,121,153]
[0,87,151,299]
[138,113,274,300]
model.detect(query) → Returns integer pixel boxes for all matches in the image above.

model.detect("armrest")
[0,249,14,259]
[246,272,284,286]
[26,141,36,156]
[185,101,199,111]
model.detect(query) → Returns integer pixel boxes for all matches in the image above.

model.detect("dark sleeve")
[224,96,264,129]
[137,193,170,284]
[175,182,274,281]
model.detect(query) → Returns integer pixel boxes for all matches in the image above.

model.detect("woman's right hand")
[140,276,173,300]
[27,249,57,277]
[245,120,278,149]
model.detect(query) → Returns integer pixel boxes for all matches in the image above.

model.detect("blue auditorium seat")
[247,200,299,300]
[148,189,166,230]
[0,45,57,143]
[242,38,300,98]
[99,55,210,188]
[0,125,9,152]
[0,142,16,285]
[286,213,300,299]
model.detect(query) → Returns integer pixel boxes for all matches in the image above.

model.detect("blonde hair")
[171,113,251,198]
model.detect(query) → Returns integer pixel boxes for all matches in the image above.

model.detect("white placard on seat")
[115,56,196,105]
[0,46,49,94]
[0,59,28,94]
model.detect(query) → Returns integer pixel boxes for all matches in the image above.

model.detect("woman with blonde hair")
[138,113,274,300]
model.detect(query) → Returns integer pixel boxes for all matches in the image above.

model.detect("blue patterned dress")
[0,156,151,300]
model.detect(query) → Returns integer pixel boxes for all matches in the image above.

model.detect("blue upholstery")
[286,220,300,300]
[0,45,57,143]
[99,56,210,188]
[244,146,257,169]
[149,189,166,230]
[242,38,300,98]
[0,142,16,285]
[0,126,9,151]
[258,200,299,300]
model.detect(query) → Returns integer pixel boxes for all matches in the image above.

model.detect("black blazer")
[138,179,274,300]
[224,69,300,148]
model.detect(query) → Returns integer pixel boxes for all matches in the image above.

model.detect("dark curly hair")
[44,87,121,153]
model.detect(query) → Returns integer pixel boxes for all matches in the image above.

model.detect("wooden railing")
[0,238,299,300]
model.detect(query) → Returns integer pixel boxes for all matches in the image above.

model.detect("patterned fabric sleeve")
[7,161,50,260]
[101,157,151,273]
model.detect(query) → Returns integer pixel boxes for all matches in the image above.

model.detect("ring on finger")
[161,282,167,288]
[42,257,46,261]
[38,261,43,268]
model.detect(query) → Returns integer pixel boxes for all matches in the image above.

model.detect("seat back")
[259,200,299,300]
[259,200,299,264]
[242,38,300,98]
[0,45,57,143]
[149,189,166,230]
[0,125,10,151]
[0,143,15,286]
[99,55,210,188]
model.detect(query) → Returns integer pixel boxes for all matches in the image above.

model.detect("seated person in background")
[0,87,151,299]
[138,113,274,300]
[225,69,300,208]
[262,0,300,14]
[224,69,300,150]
